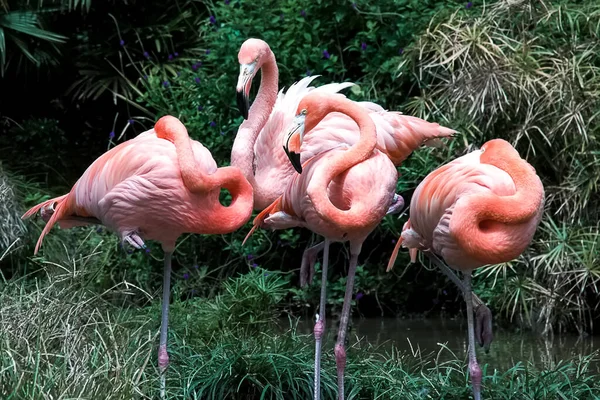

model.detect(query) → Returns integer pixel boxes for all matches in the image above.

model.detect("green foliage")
[0,165,26,254]
[2,256,599,399]
[400,0,600,333]
[0,2,68,76]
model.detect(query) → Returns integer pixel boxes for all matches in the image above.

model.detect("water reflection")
[292,316,599,372]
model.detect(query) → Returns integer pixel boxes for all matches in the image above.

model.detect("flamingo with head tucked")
[387,138,545,400]
[22,116,254,400]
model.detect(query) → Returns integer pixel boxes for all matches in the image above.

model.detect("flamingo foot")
[122,231,146,251]
[386,193,404,215]
[300,242,325,287]
[475,303,494,353]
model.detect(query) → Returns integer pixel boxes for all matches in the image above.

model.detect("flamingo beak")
[283,115,305,174]
[236,62,256,120]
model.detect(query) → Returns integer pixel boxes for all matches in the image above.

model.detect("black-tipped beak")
[236,89,249,120]
[283,146,302,174]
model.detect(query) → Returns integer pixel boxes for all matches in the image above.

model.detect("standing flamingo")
[244,92,399,400]
[233,37,456,285]
[21,116,254,400]
[387,139,545,400]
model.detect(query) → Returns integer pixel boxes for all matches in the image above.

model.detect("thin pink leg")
[158,251,172,400]
[334,244,361,400]
[312,238,329,400]
[462,270,482,400]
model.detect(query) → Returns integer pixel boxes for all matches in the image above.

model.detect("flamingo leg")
[462,271,482,400]
[301,241,325,287]
[425,252,494,351]
[334,246,360,400]
[312,238,330,400]
[158,251,172,400]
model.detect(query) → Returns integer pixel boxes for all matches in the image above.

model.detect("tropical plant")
[400,0,600,333]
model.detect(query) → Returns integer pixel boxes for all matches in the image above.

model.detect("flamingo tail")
[242,197,282,246]
[22,194,74,255]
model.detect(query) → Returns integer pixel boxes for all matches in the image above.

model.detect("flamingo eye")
[300,109,307,116]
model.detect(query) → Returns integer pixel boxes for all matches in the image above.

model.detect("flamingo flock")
[22,37,545,400]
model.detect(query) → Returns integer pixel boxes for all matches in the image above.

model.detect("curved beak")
[283,117,305,174]
[236,62,256,120]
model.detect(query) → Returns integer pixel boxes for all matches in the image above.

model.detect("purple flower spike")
[355,292,364,300]
[399,48,404,55]
[252,263,258,268]
[174,52,179,57]
[264,273,269,277]
[143,51,149,59]
[209,121,216,127]
[361,42,367,51]
[306,69,311,76]
[300,9,306,17]
[192,64,198,71]
[119,39,125,46]
[205,49,211,55]
[163,81,170,87]
[143,75,148,80]
[109,131,115,139]
[225,0,230,4]
[323,50,330,59]
[145,248,151,253]
[466,2,473,9]
[209,15,217,24]
[198,105,204,111]
[128,119,134,124]
[220,131,225,136]
[195,77,201,84]
[247,254,254,260]
[193,264,199,269]
[183,273,190,280]
[168,54,173,60]
[391,239,396,244]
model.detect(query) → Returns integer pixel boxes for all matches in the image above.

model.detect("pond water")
[292,316,600,372]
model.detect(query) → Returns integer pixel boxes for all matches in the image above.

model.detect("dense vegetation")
[1,0,600,397]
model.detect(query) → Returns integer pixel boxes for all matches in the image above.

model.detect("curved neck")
[453,143,544,264]
[155,117,254,232]
[205,167,254,233]
[309,99,378,230]
[231,50,279,189]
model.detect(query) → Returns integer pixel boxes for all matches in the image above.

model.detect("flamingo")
[387,139,545,400]
[233,37,456,285]
[244,91,401,400]
[21,116,254,400]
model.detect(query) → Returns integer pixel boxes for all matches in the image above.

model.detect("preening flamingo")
[244,92,399,400]
[21,116,254,400]
[233,38,456,286]
[387,139,545,400]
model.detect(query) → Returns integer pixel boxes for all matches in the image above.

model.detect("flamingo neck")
[204,167,254,233]
[308,99,378,230]
[231,50,279,195]
[155,116,254,233]
[453,141,544,266]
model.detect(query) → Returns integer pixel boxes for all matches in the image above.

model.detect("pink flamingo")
[387,139,545,400]
[22,116,254,399]
[233,38,456,285]
[244,92,400,400]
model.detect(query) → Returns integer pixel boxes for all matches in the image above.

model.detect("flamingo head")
[236,38,270,119]
[283,92,333,174]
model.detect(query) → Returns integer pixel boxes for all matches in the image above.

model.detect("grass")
[1,251,599,400]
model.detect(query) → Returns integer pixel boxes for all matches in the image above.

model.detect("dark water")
[292,316,599,372]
